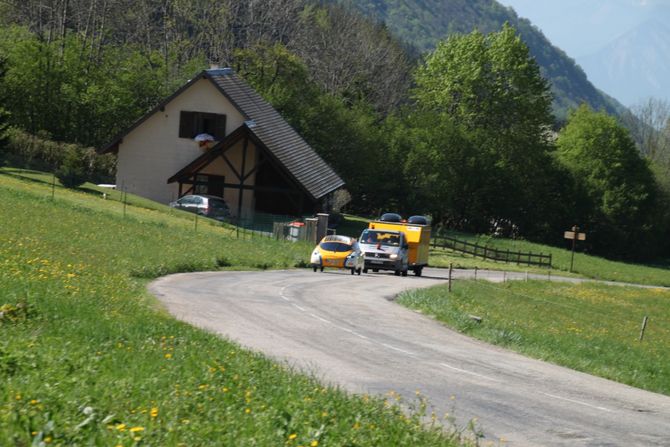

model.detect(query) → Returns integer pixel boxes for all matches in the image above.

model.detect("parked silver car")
[169,194,231,221]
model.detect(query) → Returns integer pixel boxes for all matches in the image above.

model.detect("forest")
[0,0,669,260]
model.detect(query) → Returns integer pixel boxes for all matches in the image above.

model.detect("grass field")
[398,280,670,395]
[431,230,670,286]
[0,170,466,446]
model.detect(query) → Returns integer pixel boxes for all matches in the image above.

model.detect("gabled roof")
[99,68,344,200]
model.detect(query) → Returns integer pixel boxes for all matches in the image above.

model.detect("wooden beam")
[236,135,249,219]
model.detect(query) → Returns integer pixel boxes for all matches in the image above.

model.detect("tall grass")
[398,280,670,395]
[0,171,465,446]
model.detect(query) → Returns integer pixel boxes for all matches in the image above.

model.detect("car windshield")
[319,242,352,252]
[360,230,400,246]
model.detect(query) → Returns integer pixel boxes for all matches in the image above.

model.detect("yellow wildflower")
[311,441,319,447]
[288,433,297,440]
[150,407,159,418]
[130,427,144,432]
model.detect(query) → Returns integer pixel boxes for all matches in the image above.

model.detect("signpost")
[564,225,586,273]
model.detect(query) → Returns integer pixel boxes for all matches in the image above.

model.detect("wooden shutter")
[212,114,226,140]
[179,111,195,138]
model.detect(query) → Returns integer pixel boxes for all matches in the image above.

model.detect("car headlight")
[390,253,398,260]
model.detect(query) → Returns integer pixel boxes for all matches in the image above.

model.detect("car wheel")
[363,268,368,274]
[414,267,423,277]
[372,268,379,273]
[394,270,400,276]
[402,269,408,277]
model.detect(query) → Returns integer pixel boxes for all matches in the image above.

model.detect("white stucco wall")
[199,139,257,218]
[115,77,248,209]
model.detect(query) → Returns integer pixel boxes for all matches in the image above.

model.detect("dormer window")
[179,111,226,140]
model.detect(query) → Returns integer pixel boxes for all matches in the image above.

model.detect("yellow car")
[310,235,364,275]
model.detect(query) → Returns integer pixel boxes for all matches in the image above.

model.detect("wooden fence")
[432,234,552,268]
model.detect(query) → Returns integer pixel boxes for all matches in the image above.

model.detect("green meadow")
[398,280,670,395]
[0,170,465,446]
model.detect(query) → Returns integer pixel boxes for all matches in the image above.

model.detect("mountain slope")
[578,20,670,107]
[338,0,626,121]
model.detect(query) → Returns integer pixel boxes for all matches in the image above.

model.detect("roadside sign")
[564,231,586,241]
[564,225,586,272]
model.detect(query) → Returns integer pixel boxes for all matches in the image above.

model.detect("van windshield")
[360,230,400,246]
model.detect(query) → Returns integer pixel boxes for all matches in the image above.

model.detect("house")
[98,67,344,218]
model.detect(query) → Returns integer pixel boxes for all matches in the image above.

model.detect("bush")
[55,147,88,188]
[3,127,116,183]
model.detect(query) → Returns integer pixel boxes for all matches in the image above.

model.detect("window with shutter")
[179,111,226,139]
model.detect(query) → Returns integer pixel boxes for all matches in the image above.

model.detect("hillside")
[0,169,461,446]
[578,20,670,107]
[338,0,627,121]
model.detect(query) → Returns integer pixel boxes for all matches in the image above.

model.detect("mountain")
[578,20,670,107]
[335,0,627,121]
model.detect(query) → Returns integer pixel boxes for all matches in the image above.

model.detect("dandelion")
[150,407,159,418]
[130,427,144,432]
[288,433,297,440]
[245,408,251,414]
[30,399,39,405]
[311,441,319,447]
[116,423,126,431]
[353,422,361,430]
[164,353,172,359]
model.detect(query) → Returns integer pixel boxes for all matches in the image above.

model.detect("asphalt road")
[149,268,670,446]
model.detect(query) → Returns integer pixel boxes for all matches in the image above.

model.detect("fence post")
[51,172,56,200]
[639,316,649,341]
[448,263,453,292]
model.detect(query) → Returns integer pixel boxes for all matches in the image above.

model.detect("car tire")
[402,269,408,277]
[363,268,368,274]
[394,270,400,276]
[414,267,423,277]
[372,268,379,273]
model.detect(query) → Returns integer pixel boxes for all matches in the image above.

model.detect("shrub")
[55,147,88,188]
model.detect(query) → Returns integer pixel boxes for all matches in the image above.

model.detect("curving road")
[149,268,670,446]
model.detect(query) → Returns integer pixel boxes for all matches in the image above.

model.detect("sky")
[496,0,669,58]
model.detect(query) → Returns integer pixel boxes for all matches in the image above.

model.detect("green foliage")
[54,147,89,188]
[0,25,200,147]
[3,128,115,182]
[557,105,660,257]
[398,280,670,395]
[340,0,626,121]
[407,25,570,239]
[0,172,464,446]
